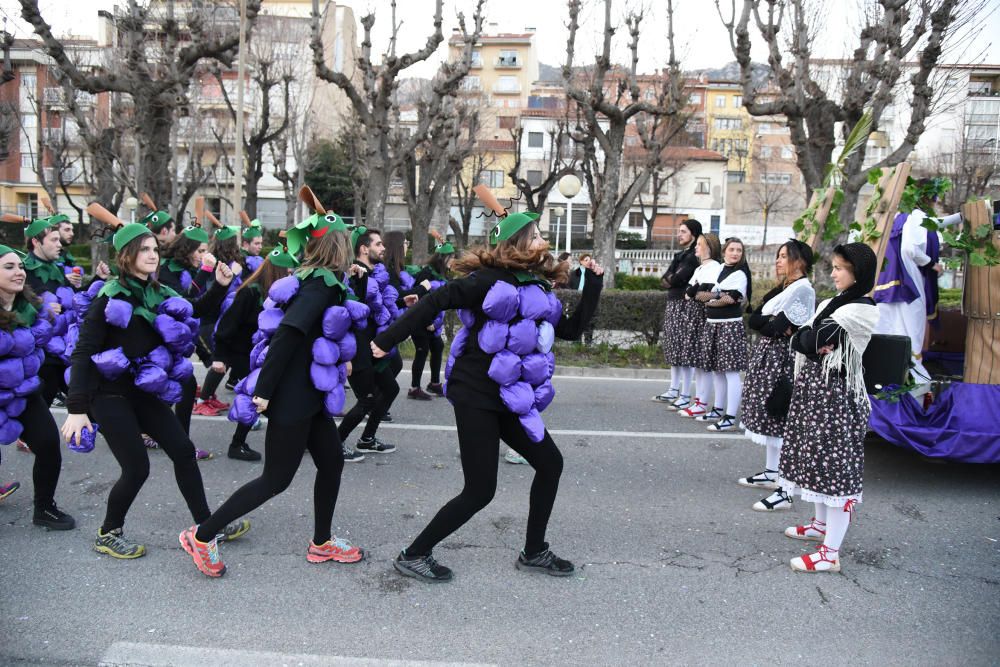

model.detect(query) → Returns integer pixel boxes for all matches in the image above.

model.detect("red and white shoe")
[790,544,840,573]
[179,526,226,577]
[307,537,365,564]
[678,400,707,418]
[192,402,222,417]
[784,519,827,541]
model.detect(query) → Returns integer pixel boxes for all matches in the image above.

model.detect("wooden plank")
[960,198,1000,384]
[866,162,911,289]
[803,186,837,251]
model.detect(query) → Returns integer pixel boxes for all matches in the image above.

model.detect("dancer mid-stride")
[371,188,603,583]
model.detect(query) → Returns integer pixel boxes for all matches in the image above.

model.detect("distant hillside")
[535,60,772,86]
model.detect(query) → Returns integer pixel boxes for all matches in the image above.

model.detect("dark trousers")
[174,374,197,434]
[0,392,63,507]
[91,392,210,532]
[196,412,345,544]
[411,331,444,387]
[201,357,249,400]
[338,362,400,442]
[39,362,66,406]
[406,405,564,557]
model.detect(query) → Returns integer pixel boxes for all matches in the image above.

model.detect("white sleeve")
[783,282,816,326]
[903,214,932,267]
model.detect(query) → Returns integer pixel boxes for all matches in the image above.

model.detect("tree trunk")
[137,104,175,211]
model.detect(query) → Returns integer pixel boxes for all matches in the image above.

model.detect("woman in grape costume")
[372,212,603,583]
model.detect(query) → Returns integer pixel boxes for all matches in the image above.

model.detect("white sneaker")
[752,489,793,511]
[504,450,528,465]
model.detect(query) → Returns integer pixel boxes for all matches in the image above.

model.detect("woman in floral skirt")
[738,239,815,511]
[654,219,702,404]
[674,233,721,417]
[778,242,879,573]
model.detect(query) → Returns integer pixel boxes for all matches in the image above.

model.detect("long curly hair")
[452,221,568,285]
[0,285,40,332]
[211,235,242,267]
[164,234,204,269]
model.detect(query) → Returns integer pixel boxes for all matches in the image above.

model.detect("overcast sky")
[2,0,999,77]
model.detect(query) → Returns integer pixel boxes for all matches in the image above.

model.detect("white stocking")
[765,442,781,473]
[814,502,828,526]
[824,505,851,551]
[694,368,712,406]
[725,371,742,417]
[668,367,680,392]
[712,372,727,411]
[675,366,693,397]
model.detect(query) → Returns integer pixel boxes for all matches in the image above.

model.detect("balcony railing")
[42,88,95,108]
[492,82,522,95]
[496,56,521,68]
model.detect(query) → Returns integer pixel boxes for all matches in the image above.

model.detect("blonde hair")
[299,228,352,273]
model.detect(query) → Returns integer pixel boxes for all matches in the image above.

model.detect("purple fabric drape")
[922,230,941,319]
[869,383,1000,463]
[874,213,921,305]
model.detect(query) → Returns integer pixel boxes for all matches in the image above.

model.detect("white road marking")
[99,642,496,667]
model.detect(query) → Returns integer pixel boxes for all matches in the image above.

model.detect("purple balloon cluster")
[245,255,264,274]
[446,281,563,443]
[428,279,446,336]
[367,264,401,338]
[211,262,244,346]
[37,285,81,363]
[0,315,54,444]
[67,422,100,453]
[62,280,105,363]
[228,275,370,425]
[85,296,197,404]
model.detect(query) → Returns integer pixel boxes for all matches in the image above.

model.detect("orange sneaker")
[192,402,222,417]
[179,526,226,577]
[306,537,365,564]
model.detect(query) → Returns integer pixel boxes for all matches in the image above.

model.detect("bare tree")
[310,0,484,226]
[742,169,801,248]
[20,0,262,210]
[507,115,578,213]
[716,0,983,240]
[563,0,688,286]
[926,118,1000,210]
[0,29,16,162]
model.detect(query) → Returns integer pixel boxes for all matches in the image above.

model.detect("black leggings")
[195,412,345,544]
[91,392,210,533]
[200,357,249,401]
[174,374,197,435]
[338,363,400,442]
[0,392,63,507]
[411,330,444,387]
[406,405,564,557]
[39,362,66,406]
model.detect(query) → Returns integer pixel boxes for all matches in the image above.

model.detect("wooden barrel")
[961,200,1000,384]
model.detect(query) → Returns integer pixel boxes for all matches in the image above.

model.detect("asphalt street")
[1,371,998,666]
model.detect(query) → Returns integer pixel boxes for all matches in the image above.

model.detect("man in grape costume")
[372,212,604,583]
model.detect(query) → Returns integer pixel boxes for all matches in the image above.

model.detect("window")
[471,50,482,67]
[781,145,794,159]
[526,170,542,187]
[496,76,519,93]
[20,73,37,91]
[498,50,519,67]
[460,76,481,91]
[21,152,35,168]
[480,170,504,188]
[758,123,772,133]
[713,117,743,130]
[710,215,721,235]
[714,96,726,108]
[527,131,544,148]
[727,171,746,183]
[761,172,792,185]
[695,178,711,194]
[760,146,772,159]
[628,211,645,229]
[21,113,37,129]
[644,88,656,101]
[733,95,743,107]
[498,115,516,129]
[689,93,702,105]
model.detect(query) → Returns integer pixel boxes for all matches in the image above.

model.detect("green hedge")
[614,272,662,291]
[559,289,667,345]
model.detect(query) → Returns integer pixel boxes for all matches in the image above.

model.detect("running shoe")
[393,550,453,583]
[516,546,575,577]
[179,526,226,577]
[15,439,31,453]
[195,448,214,461]
[142,434,158,449]
[192,402,222,417]
[33,503,76,530]
[307,537,365,563]
[228,442,261,461]
[204,396,230,411]
[94,528,146,559]
[504,450,528,465]
[219,519,252,542]
[426,382,445,396]
[0,481,20,501]
[356,436,396,453]
[342,445,365,463]
[381,412,394,423]
[407,387,433,401]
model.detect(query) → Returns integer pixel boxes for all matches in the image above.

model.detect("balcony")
[492,82,522,95]
[495,56,521,68]
[42,88,95,109]
[43,166,82,184]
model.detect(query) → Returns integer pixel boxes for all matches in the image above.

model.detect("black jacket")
[661,246,699,301]
[212,284,262,367]
[373,266,602,411]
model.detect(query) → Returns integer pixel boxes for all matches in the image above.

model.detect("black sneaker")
[228,442,262,462]
[94,527,146,559]
[218,518,251,541]
[343,445,365,463]
[516,546,575,577]
[224,381,236,392]
[356,436,396,454]
[380,411,393,423]
[393,550,453,583]
[33,503,76,530]
[51,392,67,408]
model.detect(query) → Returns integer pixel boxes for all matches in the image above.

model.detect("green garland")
[98,277,180,325]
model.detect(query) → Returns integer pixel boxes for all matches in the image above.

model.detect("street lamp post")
[552,205,565,254]
[557,174,581,257]
[125,196,138,224]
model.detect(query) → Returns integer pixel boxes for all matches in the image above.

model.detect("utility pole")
[233,0,247,240]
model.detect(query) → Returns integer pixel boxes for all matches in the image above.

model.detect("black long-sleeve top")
[212,284,262,367]
[790,297,875,362]
[252,276,347,422]
[65,276,226,415]
[373,266,603,411]
[24,256,72,295]
[661,246,699,301]
[748,285,796,339]
[346,261,378,371]
[387,267,430,309]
